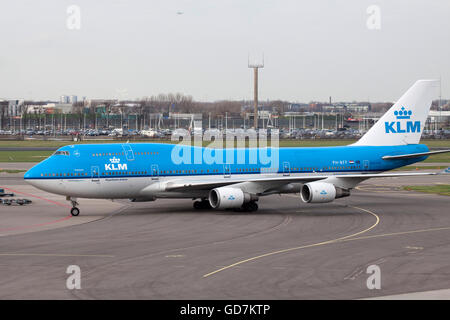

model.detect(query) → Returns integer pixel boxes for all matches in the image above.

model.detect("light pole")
[248,55,264,129]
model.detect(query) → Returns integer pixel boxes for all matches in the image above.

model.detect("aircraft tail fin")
[353,80,439,146]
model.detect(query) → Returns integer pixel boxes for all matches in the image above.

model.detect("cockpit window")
[54,151,70,156]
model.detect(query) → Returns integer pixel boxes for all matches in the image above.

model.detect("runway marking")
[0,187,73,233]
[0,186,71,208]
[338,226,450,243]
[0,217,73,234]
[204,224,450,278]
[405,246,423,250]
[0,253,114,258]
[344,258,387,280]
[203,206,379,278]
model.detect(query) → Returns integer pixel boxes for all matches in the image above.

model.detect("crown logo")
[109,157,120,164]
[394,106,412,120]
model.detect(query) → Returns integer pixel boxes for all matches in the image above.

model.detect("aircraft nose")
[24,164,41,181]
[24,168,32,179]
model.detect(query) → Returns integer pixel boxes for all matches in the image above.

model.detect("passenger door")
[151,164,159,180]
[363,160,370,171]
[223,164,231,178]
[283,161,290,176]
[122,144,134,161]
[91,166,100,183]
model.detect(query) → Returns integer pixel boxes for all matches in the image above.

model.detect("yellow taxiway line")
[339,226,450,243]
[203,206,379,278]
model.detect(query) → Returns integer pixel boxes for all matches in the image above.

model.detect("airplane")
[24,80,450,216]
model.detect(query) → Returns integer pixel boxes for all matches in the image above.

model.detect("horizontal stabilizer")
[382,149,450,160]
[441,167,450,174]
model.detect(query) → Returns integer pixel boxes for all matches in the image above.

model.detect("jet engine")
[209,187,257,209]
[300,182,350,203]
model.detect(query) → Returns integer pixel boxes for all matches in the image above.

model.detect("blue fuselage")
[24,143,429,181]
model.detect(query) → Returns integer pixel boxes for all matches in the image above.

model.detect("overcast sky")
[0,0,449,102]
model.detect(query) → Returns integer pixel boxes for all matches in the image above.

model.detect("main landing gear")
[240,201,258,212]
[193,199,212,210]
[67,197,80,216]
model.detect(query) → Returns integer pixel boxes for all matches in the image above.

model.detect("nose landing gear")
[70,207,80,216]
[67,197,80,216]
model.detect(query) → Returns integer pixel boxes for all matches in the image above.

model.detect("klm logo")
[105,157,127,171]
[385,107,420,134]
[320,190,327,195]
[228,195,236,201]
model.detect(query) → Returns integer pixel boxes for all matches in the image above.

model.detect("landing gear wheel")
[193,200,212,210]
[241,201,258,212]
[70,207,80,216]
[200,200,212,209]
[193,201,202,210]
[249,202,258,212]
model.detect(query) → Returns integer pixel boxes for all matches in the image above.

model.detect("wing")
[165,174,327,191]
[163,171,439,192]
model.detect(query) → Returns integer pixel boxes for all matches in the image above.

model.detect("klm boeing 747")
[24,80,450,216]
